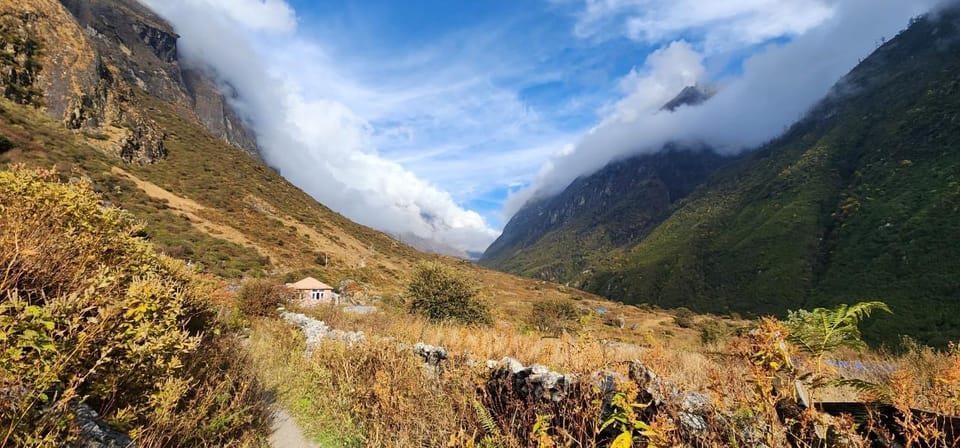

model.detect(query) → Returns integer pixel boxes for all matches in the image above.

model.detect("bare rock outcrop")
[487,357,578,402]
[117,115,166,163]
[0,0,260,164]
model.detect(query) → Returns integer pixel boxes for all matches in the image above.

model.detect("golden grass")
[0,95,623,312]
[248,299,960,447]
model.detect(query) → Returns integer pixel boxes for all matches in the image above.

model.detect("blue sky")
[280,0,650,228]
[144,0,939,254]
[251,0,784,229]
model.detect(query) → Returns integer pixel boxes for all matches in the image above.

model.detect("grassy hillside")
[583,11,960,346]
[0,96,410,283]
[0,92,633,327]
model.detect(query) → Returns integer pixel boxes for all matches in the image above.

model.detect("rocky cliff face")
[61,0,258,153]
[0,0,257,163]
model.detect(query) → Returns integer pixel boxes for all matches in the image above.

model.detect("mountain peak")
[661,84,716,112]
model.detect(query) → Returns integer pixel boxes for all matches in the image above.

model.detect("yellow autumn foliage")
[0,166,267,446]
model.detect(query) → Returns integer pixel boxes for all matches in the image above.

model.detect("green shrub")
[236,278,294,317]
[786,301,891,373]
[407,262,491,325]
[529,299,582,335]
[673,307,696,328]
[697,317,732,346]
[0,167,267,446]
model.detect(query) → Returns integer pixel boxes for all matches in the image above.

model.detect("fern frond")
[844,301,892,321]
[828,378,893,403]
[473,400,501,438]
[786,301,892,374]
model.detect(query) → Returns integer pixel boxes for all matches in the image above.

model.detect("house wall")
[297,289,340,307]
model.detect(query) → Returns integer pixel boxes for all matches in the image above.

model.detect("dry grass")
[251,300,960,447]
[0,167,269,446]
[0,95,622,314]
[250,304,757,447]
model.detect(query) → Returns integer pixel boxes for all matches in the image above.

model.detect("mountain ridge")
[0,0,605,311]
[481,145,728,281]
[483,8,960,345]
[0,0,258,162]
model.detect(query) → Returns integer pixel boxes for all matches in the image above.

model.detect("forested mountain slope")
[485,9,960,345]
[481,146,727,281]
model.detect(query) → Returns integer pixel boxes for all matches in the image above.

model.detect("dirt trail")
[269,407,317,448]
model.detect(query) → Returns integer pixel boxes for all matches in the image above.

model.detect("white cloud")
[140,0,501,253]
[255,26,579,205]
[509,0,938,215]
[505,40,706,214]
[186,0,297,33]
[574,0,835,52]
[605,40,705,122]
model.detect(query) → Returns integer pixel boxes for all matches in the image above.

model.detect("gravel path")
[269,407,317,448]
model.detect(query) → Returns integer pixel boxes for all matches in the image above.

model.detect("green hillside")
[490,11,960,346]
[593,12,960,346]
[481,147,726,281]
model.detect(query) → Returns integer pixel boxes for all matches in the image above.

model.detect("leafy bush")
[696,317,733,346]
[237,278,294,317]
[529,299,581,336]
[407,262,490,325]
[0,167,267,446]
[673,307,696,328]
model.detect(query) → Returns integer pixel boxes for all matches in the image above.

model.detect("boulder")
[487,357,576,402]
[75,403,135,448]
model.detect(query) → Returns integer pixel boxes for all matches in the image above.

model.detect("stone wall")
[279,310,724,445]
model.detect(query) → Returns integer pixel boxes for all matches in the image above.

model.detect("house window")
[310,290,321,301]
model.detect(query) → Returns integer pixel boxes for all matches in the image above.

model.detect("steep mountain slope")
[0,0,611,313]
[487,9,960,345]
[59,0,258,153]
[0,0,256,163]
[481,85,724,280]
[481,146,727,281]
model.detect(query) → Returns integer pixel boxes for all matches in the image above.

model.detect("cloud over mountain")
[507,0,939,215]
[572,0,835,51]
[140,0,499,253]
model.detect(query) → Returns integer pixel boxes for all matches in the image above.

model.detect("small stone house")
[286,277,340,306]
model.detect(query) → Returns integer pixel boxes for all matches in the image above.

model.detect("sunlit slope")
[2,94,634,327]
